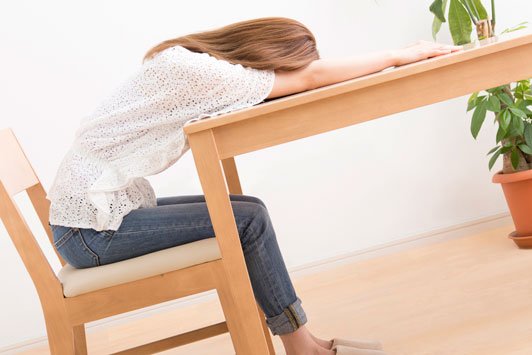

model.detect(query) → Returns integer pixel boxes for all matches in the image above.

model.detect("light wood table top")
[184,28,532,158]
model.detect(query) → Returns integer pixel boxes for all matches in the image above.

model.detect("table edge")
[184,28,532,135]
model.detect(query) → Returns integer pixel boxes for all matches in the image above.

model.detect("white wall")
[1,0,530,349]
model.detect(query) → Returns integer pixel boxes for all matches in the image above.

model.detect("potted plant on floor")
[429,0,532,248]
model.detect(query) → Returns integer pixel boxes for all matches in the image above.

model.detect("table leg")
[221,157,243,195]
[221,156,276,355]
[189,130,270,355]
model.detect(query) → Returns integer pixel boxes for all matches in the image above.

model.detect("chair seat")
[58,237,221,297]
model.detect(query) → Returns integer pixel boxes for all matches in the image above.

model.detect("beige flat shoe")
[332,344,388,355]
[330,337,384,350]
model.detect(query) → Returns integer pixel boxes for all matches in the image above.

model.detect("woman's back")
[46,45,274,231]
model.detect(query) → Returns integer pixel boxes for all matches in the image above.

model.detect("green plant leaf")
[501,146,513,154]
[507,26,527,32]
[515,82,529,99]
[518,99,531,112]
[431,0,449,41]
[468,95,487,112]
[496,124,506,142]
[500,108,512,131]
[500,21,531,34]
[488,148,501,170]
[430,0,447,22]
[449,0,473,45]
[508,124,521,138]
[467,95,485,112]
[486,96,501,112]
[509,107,527,118]
[494,109,503,124]
[519,144,532,155]
[486,85,506,94]
[467,99,477,112]
[468,91,479,103]
[487,146,500,155]
[497,92,514,106]
[471,99,487,139]
[525,124,532,146]
[511,148,519,169]
[459,0,478,23]
[471,0,488,20]
[521,81,531,88]
[432,17,443,40]
[512,115,525,135]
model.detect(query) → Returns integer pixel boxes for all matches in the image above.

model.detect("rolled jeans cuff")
[265,296,307,336]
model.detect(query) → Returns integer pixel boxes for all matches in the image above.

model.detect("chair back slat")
[0,179,63,297]
[0,128,66,266]
[27,183,67,266]
[0,128,39,196]
[0,127,66,267]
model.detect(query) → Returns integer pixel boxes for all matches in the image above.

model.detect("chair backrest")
[0,128,65,298]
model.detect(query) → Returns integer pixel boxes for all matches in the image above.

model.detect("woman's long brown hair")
[143,17,319,71]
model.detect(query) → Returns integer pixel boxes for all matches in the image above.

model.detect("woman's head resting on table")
[143,17,320,71]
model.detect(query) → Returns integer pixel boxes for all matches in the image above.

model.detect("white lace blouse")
[46,45,275,231]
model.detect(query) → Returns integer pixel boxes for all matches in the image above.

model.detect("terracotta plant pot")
[492,169,532,249]
[507,231,532,249]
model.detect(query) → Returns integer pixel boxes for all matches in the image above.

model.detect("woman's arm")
[267,40,463,99]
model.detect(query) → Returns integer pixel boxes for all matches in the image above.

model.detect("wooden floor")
[21,225,532,355]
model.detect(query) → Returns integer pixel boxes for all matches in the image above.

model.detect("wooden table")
[183,28,532,355]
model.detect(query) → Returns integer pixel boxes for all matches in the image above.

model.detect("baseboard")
[0,211,512,354]
[288,211,512,278]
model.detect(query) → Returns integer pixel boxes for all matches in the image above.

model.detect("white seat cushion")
[58,237,221,297]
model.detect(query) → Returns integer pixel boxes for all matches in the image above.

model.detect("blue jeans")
[50,194,307,336]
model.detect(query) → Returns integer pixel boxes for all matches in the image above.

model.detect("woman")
[47,17,462,355]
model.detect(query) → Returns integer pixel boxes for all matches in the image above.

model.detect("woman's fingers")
[413,40,462,50]
[426,42,463,56]
[394,41,463,66]
[402,40,463,58]
[427,45,463,59]
[427,49,451,58]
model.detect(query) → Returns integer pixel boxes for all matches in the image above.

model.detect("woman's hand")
[392,40,463,67]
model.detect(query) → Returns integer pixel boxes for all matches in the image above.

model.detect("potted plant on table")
[429,0,532,248]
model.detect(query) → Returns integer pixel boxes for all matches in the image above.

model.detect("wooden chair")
[0,127,275,354]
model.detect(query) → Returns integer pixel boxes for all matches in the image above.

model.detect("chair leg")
[44,315,74,354]
[73,324,88,355]
[256,301,276,355]
[213,264,248,353]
